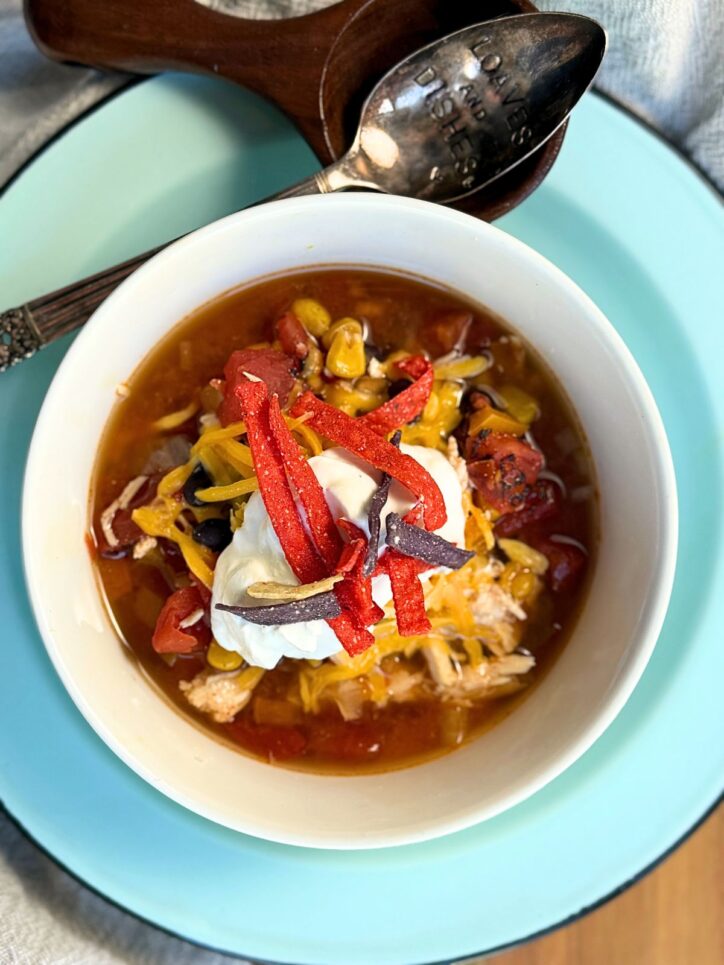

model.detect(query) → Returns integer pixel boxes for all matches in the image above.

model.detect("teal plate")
[1,76,723,964]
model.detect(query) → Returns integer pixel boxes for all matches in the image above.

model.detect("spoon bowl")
[316,14,606,203]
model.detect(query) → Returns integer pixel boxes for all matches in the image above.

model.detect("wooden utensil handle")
[24,0,363,156]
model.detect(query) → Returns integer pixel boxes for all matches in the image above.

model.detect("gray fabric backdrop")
[1,0,722,962]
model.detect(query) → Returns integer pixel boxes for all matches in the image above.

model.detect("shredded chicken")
[423,647,535,701]
[333,679,367,721]
[100,475,148,549]
[447,653,535,699]
[423,643,461,688]
[446,435,470,491]
[471,581,527,626]
[132,535,157,560]
[179,669,259,723]
[386,669,425,702]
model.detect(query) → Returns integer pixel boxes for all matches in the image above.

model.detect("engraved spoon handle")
[0,169,349,373]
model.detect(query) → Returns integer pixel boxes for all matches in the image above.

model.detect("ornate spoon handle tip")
[0,307,42,371]
[0,246,164,373]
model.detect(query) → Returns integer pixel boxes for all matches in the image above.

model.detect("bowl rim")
[22,194,678,848]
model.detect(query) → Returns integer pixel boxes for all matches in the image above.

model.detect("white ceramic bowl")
[23,195,677,849]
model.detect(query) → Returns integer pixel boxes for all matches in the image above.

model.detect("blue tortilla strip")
[363,430,401,577]
[216,591,341,625]
[384,512,475,570]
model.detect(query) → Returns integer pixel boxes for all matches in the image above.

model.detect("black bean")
[192,518,233,552]
[183,463,212,507]
[387,379,410,399]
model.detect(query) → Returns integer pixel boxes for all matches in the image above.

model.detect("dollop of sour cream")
[211,444,466,669]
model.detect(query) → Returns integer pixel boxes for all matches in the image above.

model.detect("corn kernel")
[498,385,540,426]
[326,329,366,378]
[511,570,541,603]
[355,377,388,395]
[291,298,331,337]
[469,406,527,436]
[207,640,243,671]
[322,380,382,415]
[301,342,323,379]
[433,355,489,380]
[498,538,549,575]
[402,380,462,450]
[322,316,363,349]
[498,561,520,593]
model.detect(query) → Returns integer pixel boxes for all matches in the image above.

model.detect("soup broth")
[90,268,597,773]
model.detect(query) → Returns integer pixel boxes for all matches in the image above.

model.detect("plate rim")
[0,80,722,962]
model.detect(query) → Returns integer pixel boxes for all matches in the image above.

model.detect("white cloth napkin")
[0,1,722,963]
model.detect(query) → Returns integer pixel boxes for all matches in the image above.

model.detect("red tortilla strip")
[387,551,431,637]
[235,380,326,584]
[236,380,373,656]
[267,394,344,570]
[290,391,446,531]
[360,355,433,434]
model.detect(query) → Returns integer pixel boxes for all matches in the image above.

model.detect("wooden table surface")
[472,804,722,965]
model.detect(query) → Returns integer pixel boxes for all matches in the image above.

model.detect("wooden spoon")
[24,0,565,222]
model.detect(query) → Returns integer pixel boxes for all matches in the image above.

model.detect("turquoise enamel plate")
[1,76,722,963]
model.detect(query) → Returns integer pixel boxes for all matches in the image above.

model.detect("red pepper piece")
[267,394,344,570]
[275,311,309,360]
[152,585,210,654]
[493,480,559,537]
[236,380,326,584]
[219,348,296,425]
[360,355,433,435]
[291,391,446,531]
[387,551,431,636]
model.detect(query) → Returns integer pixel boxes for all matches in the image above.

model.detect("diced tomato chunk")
[493,480,560,537]
[534,538,587,592]
[225,717,308,762]
[218,349,296,425]
[466,430,543,514]
[151,585,210,654]
[275,311,309,360]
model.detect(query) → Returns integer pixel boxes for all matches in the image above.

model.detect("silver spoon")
[0,12,605,371]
